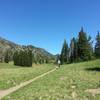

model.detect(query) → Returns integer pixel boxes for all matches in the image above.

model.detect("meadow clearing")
[0,60,100,100]
[0,62,54,89]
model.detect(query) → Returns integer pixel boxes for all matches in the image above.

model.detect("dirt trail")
[85,88,100,96]
[0,68,56,99]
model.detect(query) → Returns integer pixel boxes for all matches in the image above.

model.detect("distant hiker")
[58,59,61,68]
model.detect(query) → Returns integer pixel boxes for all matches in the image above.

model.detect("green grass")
[1,60,100,100]
[0,62,54,89]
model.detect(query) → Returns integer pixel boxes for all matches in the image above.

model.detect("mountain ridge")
[0,36,55,63]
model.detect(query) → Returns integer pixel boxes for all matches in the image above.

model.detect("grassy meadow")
[0,60,100,100]
[0,62,54,89]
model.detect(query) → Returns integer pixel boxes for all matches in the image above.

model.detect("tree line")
[59,27,100,64]
[4,46,49,67]
[4,27,100,66]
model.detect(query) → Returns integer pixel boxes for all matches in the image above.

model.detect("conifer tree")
[87,36,93,60]
[4,50,10,63]
[28,49,33,66]
[95,32,100,58]
[70,38,78,63]
[77,27,92,61]
[13,48,32,67]
[13,51,18,65]
[60,39,69,64]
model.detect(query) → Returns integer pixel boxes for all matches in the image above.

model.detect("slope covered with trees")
[0,37,55,65]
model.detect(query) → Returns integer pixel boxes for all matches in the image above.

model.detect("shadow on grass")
[85,67,100,72]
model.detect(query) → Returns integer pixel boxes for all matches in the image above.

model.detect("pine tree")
[87,36,94,60]
[28,49,33,66]
[70,38,78,63]
[77,27,92,61]
[13,51,18,65]
[95,32,100,58]
[13,48,33,67]
[4,50,10,63]
[60,39,69,64]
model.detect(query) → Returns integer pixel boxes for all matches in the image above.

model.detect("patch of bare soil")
[85,88,100,96]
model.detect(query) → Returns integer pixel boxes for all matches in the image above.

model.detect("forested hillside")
[0,37,55,63]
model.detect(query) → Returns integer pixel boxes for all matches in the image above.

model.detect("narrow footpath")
[0,68,56,99]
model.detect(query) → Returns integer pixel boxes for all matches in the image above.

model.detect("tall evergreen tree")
[27,49,32,66]
[77,27,92,61]
[60,39,69,64]
[13,51,18,65]
[87,36,94,60]
[95,32,100,58]
[70,38,78,63]
[13,48,33,67]
[4,50,10,63]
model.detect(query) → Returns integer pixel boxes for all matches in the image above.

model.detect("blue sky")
[0,0,100,54]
